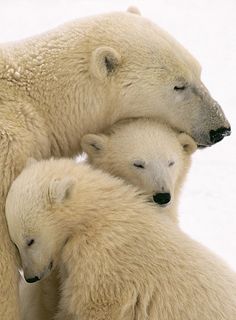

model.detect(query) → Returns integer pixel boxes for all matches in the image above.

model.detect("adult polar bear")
[0,7,230,319]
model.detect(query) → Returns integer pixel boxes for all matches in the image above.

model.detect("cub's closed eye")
[174,85,186,91]
[133,161,145,169]
[168,161,175,167]
[27,239,35,247]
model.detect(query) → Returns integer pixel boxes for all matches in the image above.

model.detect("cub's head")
[5,159,75,283]
[82,120,197,207]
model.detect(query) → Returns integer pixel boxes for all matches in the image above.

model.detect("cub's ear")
[49,177,75,204]
[81,134,108,157]
[178,133,197,155]
[25,157,37,168]
[127,6,141,15]
[90,46,121,80]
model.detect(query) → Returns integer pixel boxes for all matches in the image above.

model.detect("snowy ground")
[0,0,235,270]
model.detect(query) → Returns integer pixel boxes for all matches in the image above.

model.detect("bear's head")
[5,159,75,283]
[88,8,230,147]
[82,119,197,208]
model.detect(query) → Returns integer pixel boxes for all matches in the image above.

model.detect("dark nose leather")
[209,127,231,144]
[25,276,40,283]
[153,193,171,205]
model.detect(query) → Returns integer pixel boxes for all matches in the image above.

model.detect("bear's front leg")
[0,202,20,320]
[0,132,24,320]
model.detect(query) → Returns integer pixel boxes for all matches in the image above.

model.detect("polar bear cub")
[82,119,197,222]
[18,120,197,320]
[6,159,236,320]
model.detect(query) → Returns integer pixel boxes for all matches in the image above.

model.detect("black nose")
[153,193,171,205]
[25,276,40,283]
[209,127,231,144]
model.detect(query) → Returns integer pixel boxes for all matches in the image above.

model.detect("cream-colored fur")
[6,159,236,320]
[0,7,230,318]
[19,120,196,319]
[82,119,197,223]
[19,270,59,320]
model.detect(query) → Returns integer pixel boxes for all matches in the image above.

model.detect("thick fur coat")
[0,7,230,317]
[6,159,236,320]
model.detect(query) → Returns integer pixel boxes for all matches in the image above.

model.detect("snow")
[0,0,235,270]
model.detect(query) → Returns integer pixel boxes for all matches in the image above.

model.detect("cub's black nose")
[25,276,40,283]
[153,193,171,205]
[209,127,231,144]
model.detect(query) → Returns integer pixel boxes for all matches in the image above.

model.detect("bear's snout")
[24,261,53,283]
[153,193,171,206]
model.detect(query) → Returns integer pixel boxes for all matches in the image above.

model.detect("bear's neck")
[1,32,120,157]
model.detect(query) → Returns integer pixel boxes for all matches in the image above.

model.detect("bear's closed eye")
[27,239,35,247]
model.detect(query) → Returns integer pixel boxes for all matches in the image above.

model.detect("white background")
[0,0,235,270]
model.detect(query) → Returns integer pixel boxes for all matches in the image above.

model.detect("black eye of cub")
[27,239,35,247]
[168,161,175,167]
[133,161,145,169]
[174,85,186,91]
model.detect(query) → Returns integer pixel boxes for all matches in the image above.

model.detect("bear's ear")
[49,177,75,204]
[178,133,197,155]
[90,46,121,80]
[127,6,141,15]
[25,157,37,168]
[81,134,108,157]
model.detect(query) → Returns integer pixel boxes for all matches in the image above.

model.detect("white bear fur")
[82,119,197,223]
[0,7,230,318]
[18,120,196,319]
[6,159,236,320]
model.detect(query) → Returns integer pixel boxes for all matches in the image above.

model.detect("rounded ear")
[25,157,37,168]
[49,177,75,204]
[81,134,108,157]
[90,46,121,80]
[178,133,197,155]
[127,6,141,15]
